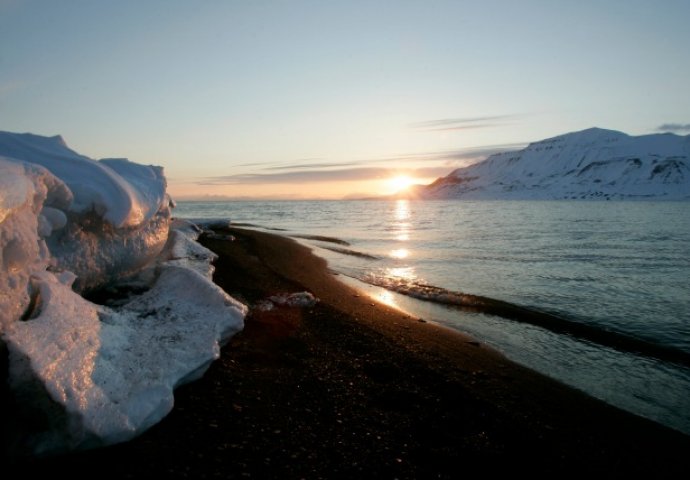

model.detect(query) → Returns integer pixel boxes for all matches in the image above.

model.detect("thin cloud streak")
[410,114,530,133]
[199,167,392,185]
[410,114,519,129]
[657,123,690,133]
[264,162,357,171]
[373,143,525,165]
[234,161,277,168]
[424,123,512,132]
[440,143,525,161]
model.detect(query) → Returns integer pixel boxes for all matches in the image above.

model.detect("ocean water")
[176,200,690,434]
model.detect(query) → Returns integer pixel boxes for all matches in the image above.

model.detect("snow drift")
[422,128,690,200]
[0,132,246,454]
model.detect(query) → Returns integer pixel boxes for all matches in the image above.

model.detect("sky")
[1,0,689,199]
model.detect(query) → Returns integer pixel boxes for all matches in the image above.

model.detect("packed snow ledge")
[0,132,246,455]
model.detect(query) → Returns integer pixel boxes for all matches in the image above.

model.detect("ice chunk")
[37,206,67,237]
[45,205,171,292]
[5,263,245,453]
[0,132,247,454]
[255,292,319,312]
[0,158,70,331]
[161,218,218,279]
[267,292,319,308]
[0,132,171,292]
[0,132,166,228]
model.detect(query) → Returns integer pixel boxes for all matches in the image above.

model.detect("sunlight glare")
[388,175,415,193]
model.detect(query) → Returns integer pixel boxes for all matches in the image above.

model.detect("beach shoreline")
[11,225,690,477]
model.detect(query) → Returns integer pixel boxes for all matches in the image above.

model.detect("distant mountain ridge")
[421,128,690,200]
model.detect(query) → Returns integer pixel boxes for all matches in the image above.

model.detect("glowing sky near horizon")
[1,0,689,199]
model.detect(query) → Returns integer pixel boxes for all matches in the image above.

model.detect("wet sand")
[14,226,690,478]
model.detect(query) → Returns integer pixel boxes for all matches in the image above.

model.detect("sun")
[387,175,415,193]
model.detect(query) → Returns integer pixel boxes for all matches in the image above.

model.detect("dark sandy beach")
[10,226,690,478]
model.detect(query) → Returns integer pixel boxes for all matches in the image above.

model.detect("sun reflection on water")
[387,266,416,282]
[376,290,398,308]
[388,199,417,282]
[395,199,410,221]
[392,200,412,242]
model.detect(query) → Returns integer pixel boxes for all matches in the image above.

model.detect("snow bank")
[0,132,246,454]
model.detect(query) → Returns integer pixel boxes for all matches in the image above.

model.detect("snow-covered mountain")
[422,128,690,200]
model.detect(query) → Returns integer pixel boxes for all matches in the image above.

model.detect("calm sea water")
[175,200,690,434]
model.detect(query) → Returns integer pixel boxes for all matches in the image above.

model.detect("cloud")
[410,114,525,132]
[657,123,690,133]
[408,166,465,178]
[195,142,526,186]
[198,167,392,185]
[439,143,526,162]
[234,161,276,168]
[171,192,306,201]
[264,161,357,171]
[197,165,460,186]
[372,143,525,166]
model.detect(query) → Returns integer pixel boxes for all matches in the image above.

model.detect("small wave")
[363,276,690,368]
[319,246,381,260]
[231,222,289,231]
[230,222,261,228]
[292,234,351,246]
